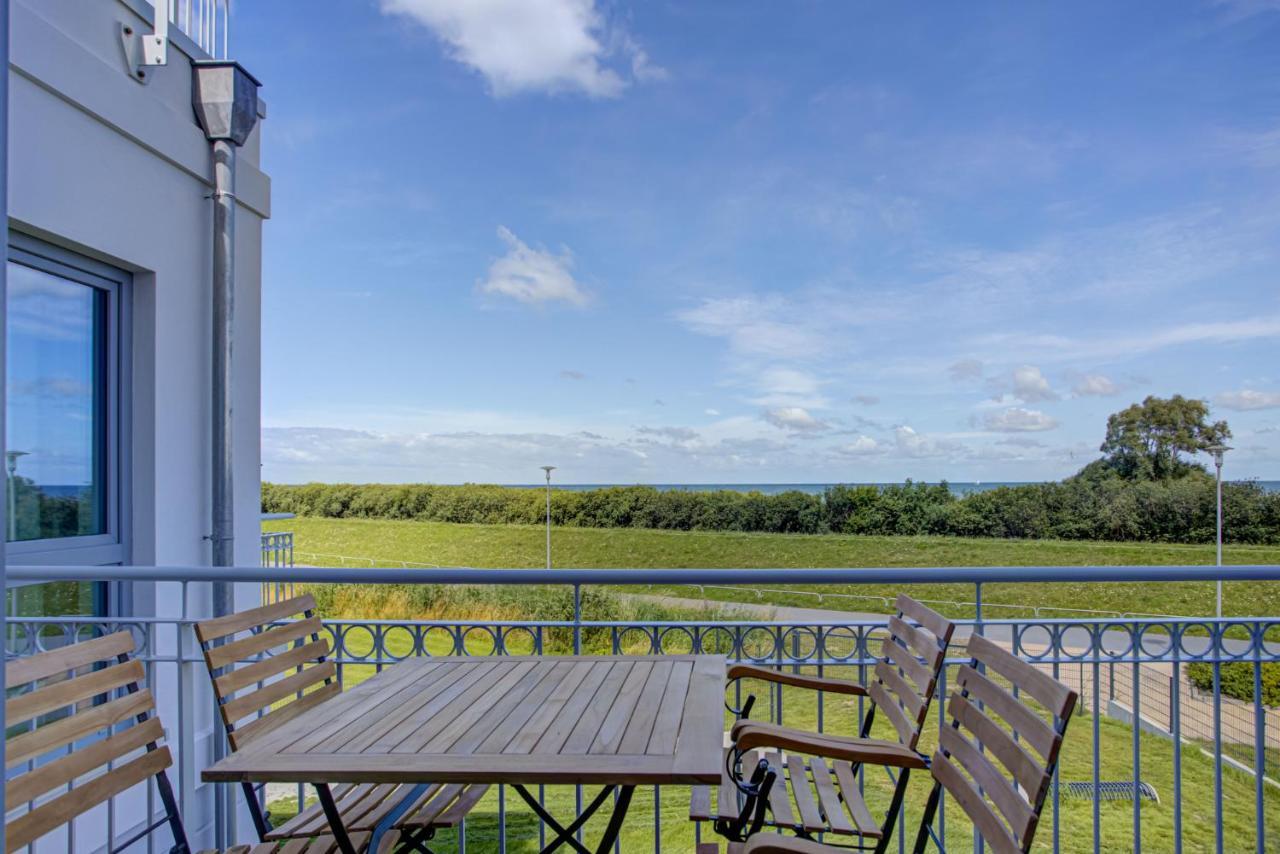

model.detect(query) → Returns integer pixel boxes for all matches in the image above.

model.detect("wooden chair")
[5,630,363,854]
[691,595,955,851]
[695,633,1079,854]
[193,595,486,854]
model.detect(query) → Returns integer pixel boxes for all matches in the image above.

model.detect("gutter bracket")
[119,2,168,86]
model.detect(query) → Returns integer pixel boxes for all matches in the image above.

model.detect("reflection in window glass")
[5,261,106,541]
[6,582,102,619]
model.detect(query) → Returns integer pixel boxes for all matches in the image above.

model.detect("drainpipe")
[192,61,260,619]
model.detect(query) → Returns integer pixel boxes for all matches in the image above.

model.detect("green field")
[265,516,1280,621]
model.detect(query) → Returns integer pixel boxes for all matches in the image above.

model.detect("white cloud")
[853,395,880,406]
[1012,365,1056,402]
[949,359,984,381]
[380,0,660,98]
[762,407,829,433]
[478,227,589,306]
[979,316,1280,363]
[894,426,958,459]
[704,408,720,416]
[1072,374,1119,397]
[675,296,825,359]
[749,367,829,408]
[1215,389,1280,411]
[560,370,586,380]
[983,407,1059,433]
[838,435,881,455]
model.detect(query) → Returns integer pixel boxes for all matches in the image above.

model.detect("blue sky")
[237,0,1280,485]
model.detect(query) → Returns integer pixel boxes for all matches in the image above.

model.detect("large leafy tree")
[1091,394,1230,481]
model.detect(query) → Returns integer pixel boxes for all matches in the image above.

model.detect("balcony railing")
[6,564,1280,853]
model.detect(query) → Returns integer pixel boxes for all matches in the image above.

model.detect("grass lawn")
[262,628,1280,852]
[265,516,1280,621]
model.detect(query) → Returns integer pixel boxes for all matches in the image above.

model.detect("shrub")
[261,477,1280,545]
[1186,661,1280,707]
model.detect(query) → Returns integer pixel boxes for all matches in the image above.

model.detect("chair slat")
[6,717,164,808]
[954,665,1058,760]
[762,751,795,829]
[221,660,337,725]
[895,595,955,642]
[930,752,1021,854]
[831,760,881,838]
[229,680,341,750]
[867,681,915,746]
[7,659,145,725]
[949,693,1046,798]
[874,659,925,720]
[808,757,853,834]
[7,689,154,768]
[204,616,325,671]
[6,632,135,687]
[887,616,942,668]
[940,726,1035,842]
[195,595,318,645]
[214,639,329,697]
[880,636,932,695]
[968,635,1077,721]
[420,783,489,827]
[6,747,171,852]
[785,753,824,833]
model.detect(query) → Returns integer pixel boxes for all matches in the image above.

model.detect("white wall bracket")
[119,3,169,85]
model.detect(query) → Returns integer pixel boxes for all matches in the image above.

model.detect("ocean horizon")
[500,480,1280,496]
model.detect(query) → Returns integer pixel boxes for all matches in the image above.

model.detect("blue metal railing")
[6,564,1280,853]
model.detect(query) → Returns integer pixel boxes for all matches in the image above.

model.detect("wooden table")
[204,654,726,854]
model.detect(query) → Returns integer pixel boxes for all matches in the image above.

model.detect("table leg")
[512,784,637,854]
[315,784,358,854]
[593,785,634,854]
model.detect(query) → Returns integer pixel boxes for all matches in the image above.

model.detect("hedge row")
[1186,662,1280,707]
[262,476,1280,544]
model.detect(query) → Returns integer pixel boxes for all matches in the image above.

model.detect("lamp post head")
[1203,443,1232,467]
[540,466,556,482]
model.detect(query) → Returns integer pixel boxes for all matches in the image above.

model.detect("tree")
[1093,395,1230,481]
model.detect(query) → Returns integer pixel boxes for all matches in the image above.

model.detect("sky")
[235,0,1280,486]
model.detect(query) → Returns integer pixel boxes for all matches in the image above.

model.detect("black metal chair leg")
[315,784,359,854]
[911,781,944,854]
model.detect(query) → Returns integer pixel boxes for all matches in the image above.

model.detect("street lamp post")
[540,466,555,570]
[1204,443,1231,618]
[6,450,28,542]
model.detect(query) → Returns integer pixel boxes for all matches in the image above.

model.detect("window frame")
[5,232,131,569]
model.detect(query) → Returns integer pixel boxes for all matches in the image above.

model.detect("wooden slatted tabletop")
[203,655,726,787]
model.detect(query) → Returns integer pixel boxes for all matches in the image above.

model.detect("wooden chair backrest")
[934,634,1078,854]
[193,594,338,751]
[869,594,956,750]
[4,632,177,854]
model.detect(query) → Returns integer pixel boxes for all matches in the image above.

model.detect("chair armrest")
[733,722,928,770]
[727,664,868,696]
[744,835,838,854]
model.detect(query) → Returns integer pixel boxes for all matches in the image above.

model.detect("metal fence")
[6,565,1280,854]
[260,532,295,605]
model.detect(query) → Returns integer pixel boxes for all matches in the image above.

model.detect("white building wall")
[9,0,269,849]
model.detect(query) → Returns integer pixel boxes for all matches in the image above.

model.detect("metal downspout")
[191,60,259,616]
[192,60,260,849]
[210,137,235,618]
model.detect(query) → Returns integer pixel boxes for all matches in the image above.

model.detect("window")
[5,235,128,618]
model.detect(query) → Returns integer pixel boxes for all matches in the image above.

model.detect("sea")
[506,481,1280,496]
